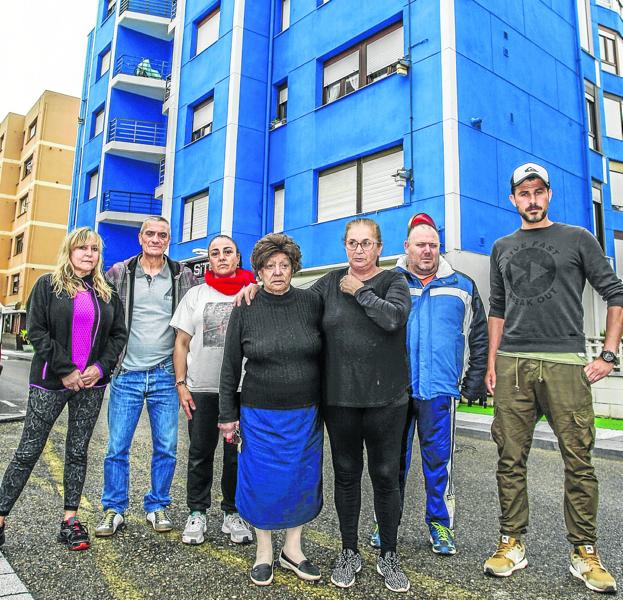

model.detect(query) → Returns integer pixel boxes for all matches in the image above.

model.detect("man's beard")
[519,206,548,223]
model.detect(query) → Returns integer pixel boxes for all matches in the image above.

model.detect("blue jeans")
[102,358,178,513]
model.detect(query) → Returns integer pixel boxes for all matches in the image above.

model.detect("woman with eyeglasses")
[235,218,412,592]
[219,233,323,587]
[170,235,256,547]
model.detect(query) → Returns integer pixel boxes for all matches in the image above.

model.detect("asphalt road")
[0,355,30,420]
[0,386,621,599]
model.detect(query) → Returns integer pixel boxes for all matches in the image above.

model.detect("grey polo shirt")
[122,259,176,371]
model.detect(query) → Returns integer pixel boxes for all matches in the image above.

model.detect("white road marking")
[1,400,17,407]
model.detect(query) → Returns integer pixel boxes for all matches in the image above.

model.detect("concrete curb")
[1,351,33,362]
[0,552,34,599]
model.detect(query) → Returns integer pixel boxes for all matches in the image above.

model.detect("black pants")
[187,391,238,514]
[0,386,105,516]
[324,402,409,554]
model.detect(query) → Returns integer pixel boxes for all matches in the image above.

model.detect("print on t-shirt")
[203,302,234,347]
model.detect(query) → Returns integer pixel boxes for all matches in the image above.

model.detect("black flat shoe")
[250,562,274,586]
[279,550,321,581]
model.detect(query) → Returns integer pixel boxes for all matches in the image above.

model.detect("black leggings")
[187,392,238,513]
[324,402,409,554]
[0,386,105,516]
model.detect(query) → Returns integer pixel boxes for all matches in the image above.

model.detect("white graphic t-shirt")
[170,283,238,392]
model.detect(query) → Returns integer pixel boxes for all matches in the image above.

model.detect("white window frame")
[100,48,111,77]
[94,108,105,137]
[27,119,37,142]
[604,94,623,140]
[191,98,214,142]
[281,0,290,31]
[577,0,593,52]
[17,194,28,216]
[610,163,623,209]
[273,185,285,232]
[88,170,99,200]
[182,192,209,242]
[195,8,220,55]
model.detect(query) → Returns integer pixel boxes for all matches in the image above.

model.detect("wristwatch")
[175,380,187,387]
[599,350,619,366]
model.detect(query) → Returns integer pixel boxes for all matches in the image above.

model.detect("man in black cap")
[484,162,623,594]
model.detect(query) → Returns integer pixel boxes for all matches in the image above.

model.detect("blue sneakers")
[429,522,456,555]
[369,522,381,549]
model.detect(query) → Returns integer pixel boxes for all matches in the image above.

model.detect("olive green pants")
[491,355,597,545]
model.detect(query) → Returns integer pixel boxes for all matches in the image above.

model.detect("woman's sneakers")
[221,512,253,544]
[330,549,363,588]
[377,551,411,593]
[58,517,90,551]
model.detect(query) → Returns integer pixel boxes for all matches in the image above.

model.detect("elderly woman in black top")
[219,233,323,587]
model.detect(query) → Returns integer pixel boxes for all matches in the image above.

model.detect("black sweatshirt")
[312,268,411,408]
[26,274,128,390]
[490,223,623,352]
[219,286,323,423]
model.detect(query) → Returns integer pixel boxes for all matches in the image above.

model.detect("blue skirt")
[237,404,323,530]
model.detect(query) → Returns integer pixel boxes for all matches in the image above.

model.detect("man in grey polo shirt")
[96,216,197,536]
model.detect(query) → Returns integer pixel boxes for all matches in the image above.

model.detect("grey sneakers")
[95,510,125,537]
[146,509,173,532]
[330,549,363,588]
[221,512,253,544]
[182,511,207,545]
[377,551,410,593]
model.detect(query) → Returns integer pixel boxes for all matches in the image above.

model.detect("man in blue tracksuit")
[371,213,487,555]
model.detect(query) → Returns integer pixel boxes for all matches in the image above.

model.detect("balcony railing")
[158,157,165,186]
[171,0,177,18]
[108,118,166,146]
[113,55,171,79]
[586,337,623,376]
[120,0,173,18]
[102,191,162,215]
[164,74,172,102]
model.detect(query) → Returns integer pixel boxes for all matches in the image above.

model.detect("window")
[191,98,213,141]
[0,134,4,152]
[597,0,623,18]
[317,146,404,222]
[100,48,111,77]
[105,0,115,19]
[281,0,290,31]
[13,234,24,256]
[599,27,619,74]
[577,0,592,52]
[585,82,600,150]
[276,83,287,123]
[323,23,403,105]
[17,194,28,216]
[605,94,623,139]
[27,119,37,142]
[274,185,285,232]
[615,231,623,277]
[88,170,99,200]
[11,274,19,295]
[22,155,33,179]
[182,192,209,241]
[610,161,623,208]
[592,181,605,249]
[94,108,105,138]
[195,8,220,55]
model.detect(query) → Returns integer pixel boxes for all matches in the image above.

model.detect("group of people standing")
[0,162,620,595]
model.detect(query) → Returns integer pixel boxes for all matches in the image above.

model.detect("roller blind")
[366,27,403,75]
[196,9,220,54]
[362,148,404,211]
[274,187,285,232]
[324,51,359,87]
[183,192,209,241]
[193,98,214,131]
[318,164,357,222]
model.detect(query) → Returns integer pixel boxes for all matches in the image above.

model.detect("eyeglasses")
[142,230,169,240]
[345,239,378,251]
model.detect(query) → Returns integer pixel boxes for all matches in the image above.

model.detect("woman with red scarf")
[171,235,256,546]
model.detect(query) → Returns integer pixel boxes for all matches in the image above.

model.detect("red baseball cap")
[407,213,438,234]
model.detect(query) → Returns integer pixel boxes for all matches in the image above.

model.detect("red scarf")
[204,268,256,296]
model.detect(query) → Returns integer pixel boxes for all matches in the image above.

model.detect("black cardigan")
[26,274,128,390]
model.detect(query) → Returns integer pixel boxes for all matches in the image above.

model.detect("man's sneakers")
[221,512,252,544]
[377,551,411,593]
[330,549,363,588]
[182,511,207,545]
[429,522,456,555]
[569,545,617,594]
[483,535,527,577]
[146,509,173,532]
[58,517,90,551]
[95,510,125,537]
[369,522,381,549]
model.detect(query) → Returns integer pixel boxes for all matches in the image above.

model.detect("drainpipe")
[407,0,415,204]
[261,0,277,235]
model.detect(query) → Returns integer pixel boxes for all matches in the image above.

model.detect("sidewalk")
[456,412,623,459]
[0,553,33,599]
[1,350,33,362]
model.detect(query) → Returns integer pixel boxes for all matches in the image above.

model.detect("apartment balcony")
[98,190,162,224]
[163,74,172,114]
[154,157,165,199]
[103,118,166,163]
[111,55,171,100]
[119,0,173,40]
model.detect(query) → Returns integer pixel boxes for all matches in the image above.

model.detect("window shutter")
[193,99,214,131]
[362,148,404,212]
[274,187,285,232]
[366,27,404,76]
[101,50,111,75]
[605,96,623,139]
[611,169,623,208]
[192,193,209,239]
[324,51,359,87]
[182,201,192,242]
[282,0,290,29]
[318,164,357,222]
[279,86,288,104]
[95,110,105,136]
[196,10,220,54]
[89,171,99,199]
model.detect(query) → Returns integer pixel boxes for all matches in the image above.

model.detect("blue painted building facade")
[69,0,623,304]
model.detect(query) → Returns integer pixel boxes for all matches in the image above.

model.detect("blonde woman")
[0,227,127,551]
